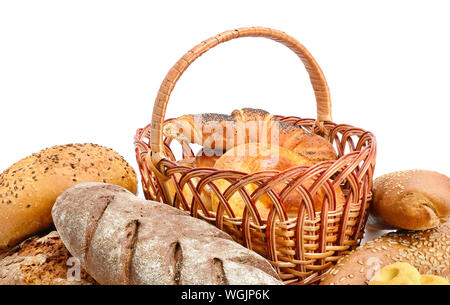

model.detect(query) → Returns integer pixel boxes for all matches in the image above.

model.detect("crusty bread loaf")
[0,143,137,252]
[0,231,96,285]
[163,108,337,163]
[211,143,345,218]
[320,222,450,285]
[52,182,283,285]
[368,170,450,230]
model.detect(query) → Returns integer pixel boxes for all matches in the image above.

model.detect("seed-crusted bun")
[368,170,450,231]
[0,143,137,252]
[320,221,450,285]
[0,230,96,285]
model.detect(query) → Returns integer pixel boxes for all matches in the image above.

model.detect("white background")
[1,0,449,196]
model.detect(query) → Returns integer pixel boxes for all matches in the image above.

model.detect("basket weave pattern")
[134,27,377,284]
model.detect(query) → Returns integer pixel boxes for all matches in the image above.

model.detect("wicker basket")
[134,27,377,285]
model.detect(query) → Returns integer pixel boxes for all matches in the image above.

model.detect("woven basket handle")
[151,27,331,164]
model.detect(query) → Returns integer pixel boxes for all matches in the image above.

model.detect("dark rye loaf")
[52,183,282,285]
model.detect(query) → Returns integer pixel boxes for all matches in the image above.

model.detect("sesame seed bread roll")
[320,221,450,285]
[368,170,450,231]
[0,143,137,252]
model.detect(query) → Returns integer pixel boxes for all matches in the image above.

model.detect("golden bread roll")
[163,108,337,164]
[320,221,450,285]
[211,143,345,219]
[368,170,450,231]
[0,143,137,252]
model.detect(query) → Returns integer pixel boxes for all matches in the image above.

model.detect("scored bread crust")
[52,182,283,285]
[320,222,450,285]
[0,231,96,285]
[0,143,138,252]
[368,170,450,230]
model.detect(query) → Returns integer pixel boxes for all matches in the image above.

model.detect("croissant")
[163,108,337,164]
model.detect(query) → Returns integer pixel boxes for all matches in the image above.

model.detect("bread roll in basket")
[134,27,377,284]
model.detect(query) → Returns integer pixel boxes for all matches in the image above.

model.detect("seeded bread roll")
[0,143,137,252]
[0,230,96,285]
[52,182,282,285]
[368,170,450,230]
[320,222,450,285]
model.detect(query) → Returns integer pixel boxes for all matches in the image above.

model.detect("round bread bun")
[0,143,137,252]
[320,221,450,285]
[0,230,96,285]
[211,143,345,219]
[368,170,450,231]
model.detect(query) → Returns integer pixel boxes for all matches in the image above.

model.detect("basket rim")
[134,114,377,170]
